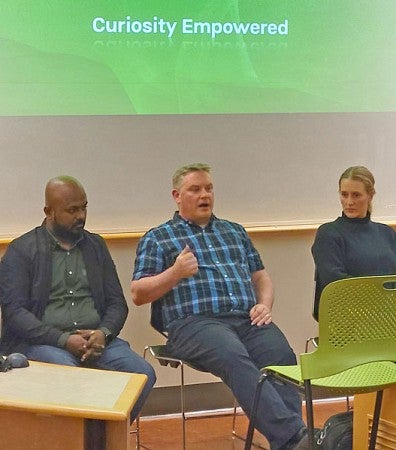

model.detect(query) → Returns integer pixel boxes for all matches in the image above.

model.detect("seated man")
[0,175,155,421]
[131,163,309,449]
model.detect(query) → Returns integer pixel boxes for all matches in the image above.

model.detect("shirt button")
[73,321,77,326]
[224,274,228,278]
[229,293,233,296]
[71,302,75,306]
[68,270,73,275]
[69,290,73,294]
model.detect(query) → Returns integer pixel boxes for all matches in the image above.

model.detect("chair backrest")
[150,300,167,336]
[300,275,396,380]
[312,269,320,321]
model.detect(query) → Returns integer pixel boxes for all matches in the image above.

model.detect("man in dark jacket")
[0,175,155,420]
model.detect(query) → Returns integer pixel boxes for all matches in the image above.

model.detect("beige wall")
[0,229,319,388]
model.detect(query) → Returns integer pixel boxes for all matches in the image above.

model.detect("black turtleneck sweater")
[311,214,396,319]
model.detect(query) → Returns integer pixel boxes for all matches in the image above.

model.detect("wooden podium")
[353,386,396,449]
[0,361,147,450]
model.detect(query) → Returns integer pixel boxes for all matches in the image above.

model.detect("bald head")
[44,176,87,244]
[45,176,85,209]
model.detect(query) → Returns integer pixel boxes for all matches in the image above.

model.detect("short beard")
[52,222,84,244]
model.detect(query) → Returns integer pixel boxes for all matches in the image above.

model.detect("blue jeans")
[167,312,305,450]
[25,337,156,421]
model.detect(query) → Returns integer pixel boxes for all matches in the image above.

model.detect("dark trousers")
[167,312,305,449]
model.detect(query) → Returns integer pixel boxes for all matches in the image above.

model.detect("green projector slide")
[1,0,395,115]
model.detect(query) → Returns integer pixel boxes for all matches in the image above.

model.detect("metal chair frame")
[244,275,396,450]
[144,301,267,449]
[130,417,140,449]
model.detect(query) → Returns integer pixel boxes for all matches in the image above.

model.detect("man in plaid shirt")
[131,163,309,450]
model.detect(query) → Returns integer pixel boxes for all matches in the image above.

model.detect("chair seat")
[147,344,183,368]
[148,344,208,371]
[265,361,396,395]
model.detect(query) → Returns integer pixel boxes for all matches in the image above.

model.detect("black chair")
[143,301,267,449]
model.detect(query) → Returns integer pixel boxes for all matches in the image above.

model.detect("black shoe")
[292,429,309,450]
[281,427,307,450]
[282,427,320,450]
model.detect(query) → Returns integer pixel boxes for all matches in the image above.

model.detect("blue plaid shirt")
[133,212,264,328]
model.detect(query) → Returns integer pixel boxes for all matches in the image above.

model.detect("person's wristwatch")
[99,328,113,345]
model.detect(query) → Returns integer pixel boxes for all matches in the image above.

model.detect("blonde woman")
[311,166,396,319]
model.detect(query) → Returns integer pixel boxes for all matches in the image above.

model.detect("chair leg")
[244,372,267,450]
[233,398,268,449]
[346,396,351,411]
[369,390,383,450]
[131,416,140,450]
[304,380,315,450]
[232,397,239,437]
[180,362,186,450]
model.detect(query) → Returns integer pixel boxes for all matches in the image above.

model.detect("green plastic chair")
[244,275,396,450]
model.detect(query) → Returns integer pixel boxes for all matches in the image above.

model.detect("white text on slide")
[92,17,289,39]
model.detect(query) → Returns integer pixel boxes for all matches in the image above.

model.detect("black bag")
[316,411,353,449]
[0,355,12,372]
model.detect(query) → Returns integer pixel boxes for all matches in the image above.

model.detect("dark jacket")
[0,225,128,354]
